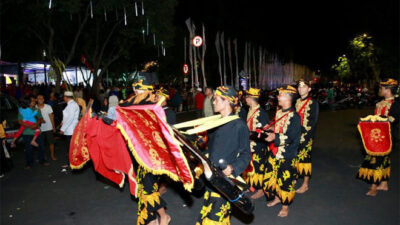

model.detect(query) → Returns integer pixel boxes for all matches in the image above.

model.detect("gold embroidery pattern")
[152,131,167,149]
[370,128,385,142]
[375,98,394,117]
[274,110,293,160]
[296,98,312,143]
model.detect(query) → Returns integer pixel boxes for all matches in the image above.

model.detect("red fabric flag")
[358,121,392,156]
[116,104,194,191]
[69,109,91,169]
[85,118,138,196]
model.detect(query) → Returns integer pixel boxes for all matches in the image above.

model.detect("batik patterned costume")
[263,107,301,205]
[357,97,400,184]
[295,96,319,177]
[137,167,167,225]
[196,86,251,225]
[121,81,166,225]
[245,105,270,189]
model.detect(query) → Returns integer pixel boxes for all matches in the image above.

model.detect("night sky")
[175,0,399,72]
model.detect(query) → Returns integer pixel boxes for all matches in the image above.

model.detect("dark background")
[174,0,399,73]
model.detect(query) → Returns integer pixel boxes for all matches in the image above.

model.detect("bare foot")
[159,214,171,225]
[250,189,265,199]
[31,140,39,147]
[159,184,167,195]
[267,197,280,207]
[377,182,388,191]
[148,219,159,225]
[51,156,58,161]
[366,189,378,196]
[278,206,289,217]
[296,184,309,194]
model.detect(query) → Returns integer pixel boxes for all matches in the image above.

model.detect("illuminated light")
[142,61,158,72]
[192,36,203,47]
[183,64,189,75]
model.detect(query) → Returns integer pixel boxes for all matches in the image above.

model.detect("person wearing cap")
[122,81,170,225]
[357,78,400,196]
[196,85,251,225]
[120,79,156,106]
[156,87,176,125]
[295,79,319,194]
[243,87,270,199]
[263,85,301,217]
[60,91,80,153]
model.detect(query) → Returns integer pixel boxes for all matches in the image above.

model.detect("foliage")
[332,55,351,79]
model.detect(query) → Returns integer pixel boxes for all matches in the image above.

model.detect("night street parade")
[0,1,399,225]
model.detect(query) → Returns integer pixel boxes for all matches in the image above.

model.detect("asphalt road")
[1,108,399,225]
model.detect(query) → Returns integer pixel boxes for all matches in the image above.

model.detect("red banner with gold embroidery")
[358,121,392,156]
[69,108,91,169]
[116,104,194,191]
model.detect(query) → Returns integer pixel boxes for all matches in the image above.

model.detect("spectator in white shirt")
[60,91,80,152]
[37,95,57,161]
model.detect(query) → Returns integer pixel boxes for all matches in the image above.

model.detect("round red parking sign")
[183,64,189,74]
[192,36,203,47]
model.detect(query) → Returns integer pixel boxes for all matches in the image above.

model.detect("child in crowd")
[11,99,40,148]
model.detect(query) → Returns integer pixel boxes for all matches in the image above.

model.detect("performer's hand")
[223,165,233,176]
[265,133,275,142]
[59,130,64,135]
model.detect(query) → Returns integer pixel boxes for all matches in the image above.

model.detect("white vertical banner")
[215,32,223,86]
[185,19,194,88]
[201,24,207,88]
[233,39,239,89]
[221,32,227,85]
[227,39,233,86]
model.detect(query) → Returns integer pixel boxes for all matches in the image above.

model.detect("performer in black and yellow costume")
[156,87,176,125]
[196,86,251,225]
[263,85,301,217]
[357,78,400,196]
[243,88,270,199]
[295,80,319,194]
[126,80,170,225]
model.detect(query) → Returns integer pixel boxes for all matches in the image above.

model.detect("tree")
[332,55,351,80]
[1,0,177,95]
[349,33,379,84]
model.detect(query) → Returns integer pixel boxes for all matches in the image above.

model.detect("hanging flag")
[142,29,145,43]
[141,1,144,15]
[104,8,107,22]
[90,1,93,19]
[215,32,222,85]
[201,24,207,87]
[227,39,233,86]
[221,32,227,85]
[153,33,156,45]
[124,7,127,26]
[135,2,138,16]
[49,0,52,9]
[233,38,239,89]
[185,18,194,88]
